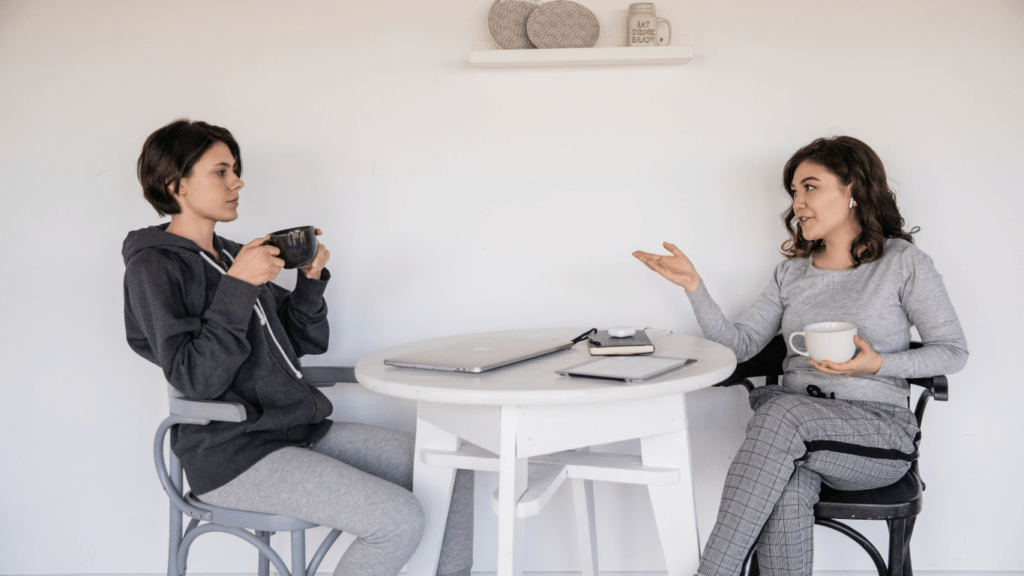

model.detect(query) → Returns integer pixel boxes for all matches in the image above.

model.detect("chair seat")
[815,470,923,520]
[185,492,319,532]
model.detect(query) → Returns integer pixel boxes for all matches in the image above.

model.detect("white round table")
[356,327,736,576]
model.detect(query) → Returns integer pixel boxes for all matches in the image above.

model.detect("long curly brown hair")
[781,136,916,266]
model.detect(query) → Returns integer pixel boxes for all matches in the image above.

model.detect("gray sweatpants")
[199,422,473,576]
[698,386,918,576]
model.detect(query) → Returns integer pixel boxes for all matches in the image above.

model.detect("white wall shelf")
[469,45,692,68]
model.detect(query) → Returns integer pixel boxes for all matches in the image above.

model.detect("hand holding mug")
[789,322,882,376]
[632,242,702,292]
[263,226,318,269]
[227,236,285,285]
[810,335,882,377]
[299,229,330,280]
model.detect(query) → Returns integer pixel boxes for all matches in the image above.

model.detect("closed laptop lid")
[384,336,574,373]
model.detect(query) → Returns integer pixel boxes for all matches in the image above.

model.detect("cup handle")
[788,332,809,357]
[658,17,672,45]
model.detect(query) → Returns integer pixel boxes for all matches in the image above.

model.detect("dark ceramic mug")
[264,226,318,269]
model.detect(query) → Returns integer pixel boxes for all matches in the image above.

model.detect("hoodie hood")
[122,223,239,266]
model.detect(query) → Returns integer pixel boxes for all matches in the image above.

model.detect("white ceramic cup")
[788,322,858,363]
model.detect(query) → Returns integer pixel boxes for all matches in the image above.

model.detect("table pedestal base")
[408,394,701,576]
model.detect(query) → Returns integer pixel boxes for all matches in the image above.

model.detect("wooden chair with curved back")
[714,335,948,576]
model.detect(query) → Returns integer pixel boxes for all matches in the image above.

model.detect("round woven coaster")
[488,0,539,50]
[526,0,600,49]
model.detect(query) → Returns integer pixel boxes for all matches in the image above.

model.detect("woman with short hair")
[124,119,473,576]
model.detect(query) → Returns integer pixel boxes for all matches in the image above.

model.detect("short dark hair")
[780,136,915,267]
[137,119,242,217]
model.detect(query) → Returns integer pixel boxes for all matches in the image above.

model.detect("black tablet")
[556,356,697,383]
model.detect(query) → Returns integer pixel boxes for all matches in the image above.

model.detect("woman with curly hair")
[633,136,967,576]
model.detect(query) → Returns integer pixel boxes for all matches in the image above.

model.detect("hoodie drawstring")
[199,250,304,380]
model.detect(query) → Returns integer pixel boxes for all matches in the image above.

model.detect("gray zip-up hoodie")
[123,224,333,495]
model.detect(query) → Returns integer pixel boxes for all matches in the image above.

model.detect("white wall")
[1,0,1022,573]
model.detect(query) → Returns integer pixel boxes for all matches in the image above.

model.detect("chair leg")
[168,457,184,576]
[291,530,306,576]
[257,531,271,576]
[180,524,291,576]
[886,519,908,576]
[902,517,917,576]
[307,530,343,576]
[748,550,760,576]
[168,502,184,576]
[816,518,886,576]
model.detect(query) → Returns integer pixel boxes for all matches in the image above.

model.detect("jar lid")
[526,0,600,49]
[489,0,540,50]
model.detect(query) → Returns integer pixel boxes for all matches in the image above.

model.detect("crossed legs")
[698,388,918,576]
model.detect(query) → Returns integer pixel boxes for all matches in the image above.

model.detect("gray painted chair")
[155,366,357,576]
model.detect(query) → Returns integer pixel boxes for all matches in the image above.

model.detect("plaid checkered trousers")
[698,385,919,576]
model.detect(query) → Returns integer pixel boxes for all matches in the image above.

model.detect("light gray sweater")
[686,239,968,406]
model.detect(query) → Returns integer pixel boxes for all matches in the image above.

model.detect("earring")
[849,198,857,208]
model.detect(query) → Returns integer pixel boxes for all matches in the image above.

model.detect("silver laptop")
[384,336,575,373]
